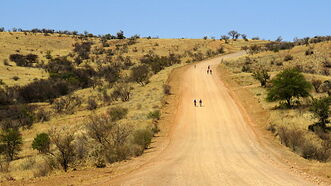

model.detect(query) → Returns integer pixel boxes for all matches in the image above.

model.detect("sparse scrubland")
[221,36,331,178]
[0,30,264,181]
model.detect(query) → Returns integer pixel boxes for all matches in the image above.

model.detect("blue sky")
[1,0,330,40]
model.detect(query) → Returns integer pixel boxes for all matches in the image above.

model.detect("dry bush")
[86,114,132,164]
[49,127,76,172]
[111,83,131,102]
[0,157,10,173]
[35,109,51,122]
[277,126,305,152]
[241,64,251,72]
[276,126,331,162]
[311,79,322,93]
[163,84,171,95]
[107,107,128,121]
[319,81,331,93]
[301,140,330,162]
[33,160,51,178]
[20,157,36,170]
[53,94,82,114]
[284,54,294,61]
[132,129,153,150]
[87,97,98,110]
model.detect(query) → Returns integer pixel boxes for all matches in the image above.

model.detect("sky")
[1,0,330,41]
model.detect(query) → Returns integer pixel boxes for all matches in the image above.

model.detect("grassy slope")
[0,32,265,181]
[220,41,331,180]
[0,32,76,86]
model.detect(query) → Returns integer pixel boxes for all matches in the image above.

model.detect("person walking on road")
[194,99,197,107]
[210,69,213,75]
[207,69,209,74]
[199,99,202,107]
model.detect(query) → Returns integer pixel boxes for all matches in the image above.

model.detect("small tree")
[310,97,331,129]
[252,68,270,87]
[116,30,125,39]
[32,133,50,154]
[0,128,23,161]
[131,64,150,86]
[228,30,240,40]
[241,34,248,41]
[267,68,312,107]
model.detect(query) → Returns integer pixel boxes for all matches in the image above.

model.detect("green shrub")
[147,110,160,120]
[133,129,153,149]
[32,133,50,154]
[108,107,128,121]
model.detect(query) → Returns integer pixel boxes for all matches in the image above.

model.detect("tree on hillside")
[310,97,331,129]
[267,68,312,107]
[0,128,23,161]
[228,30,240,40]
[241,34,248,41]
[276,36,283,42]
[116,30,125,39]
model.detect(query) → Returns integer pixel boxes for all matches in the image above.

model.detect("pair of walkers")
[193,99,203,107]
[207,65,212,74]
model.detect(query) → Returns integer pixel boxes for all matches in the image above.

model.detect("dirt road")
[104,52,312,186]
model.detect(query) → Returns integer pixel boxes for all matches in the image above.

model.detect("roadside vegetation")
[221,36,331,165]
[0,28,264,181]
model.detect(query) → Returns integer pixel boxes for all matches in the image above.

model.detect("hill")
[220,38,331,179]
[0,32,266,181]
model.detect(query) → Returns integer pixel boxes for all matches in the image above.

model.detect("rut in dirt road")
[105,52,312,186]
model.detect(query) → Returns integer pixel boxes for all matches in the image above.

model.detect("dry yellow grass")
[0,32,76,86]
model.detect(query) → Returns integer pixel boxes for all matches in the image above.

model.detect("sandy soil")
[6,52,324,186]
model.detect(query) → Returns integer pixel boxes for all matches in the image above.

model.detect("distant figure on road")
[199,99,202,107]
[207,69,209,74]
[210,69,213,75]
[194,99,197,107]
[208,65,210,69]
